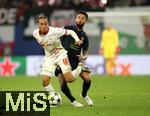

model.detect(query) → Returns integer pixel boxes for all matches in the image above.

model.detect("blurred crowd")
[108,0,150,7]
[0,0,150,9]
[0,0,104,11]
[0,40,13,56]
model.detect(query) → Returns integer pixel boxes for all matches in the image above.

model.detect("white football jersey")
[33,26,67,57]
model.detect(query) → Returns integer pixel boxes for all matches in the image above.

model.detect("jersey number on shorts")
[62,58,70,65]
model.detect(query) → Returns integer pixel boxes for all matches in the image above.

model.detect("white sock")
[72,66,82,78]
[44,84,54,94]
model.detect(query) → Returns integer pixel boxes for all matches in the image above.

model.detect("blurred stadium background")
[0,0,150,116]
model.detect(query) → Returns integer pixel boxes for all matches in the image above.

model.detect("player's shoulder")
[103,29,107,33]
[110,28,118,34]
[103,30,109,35]
[82,30,87,35]
[64,25,74,29]
[81,30,88,38]
[33,28,39,37]
[50,26,63,32]
[49,26,56,31]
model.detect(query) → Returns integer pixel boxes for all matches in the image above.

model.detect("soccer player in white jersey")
[33,16,83,95]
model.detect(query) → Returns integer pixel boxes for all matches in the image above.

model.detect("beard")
[76,23,84,30]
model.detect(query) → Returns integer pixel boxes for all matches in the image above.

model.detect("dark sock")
[61,82,75,102]
[81,81,91,97]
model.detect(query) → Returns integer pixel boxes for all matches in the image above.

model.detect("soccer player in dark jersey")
[55,11,93,107]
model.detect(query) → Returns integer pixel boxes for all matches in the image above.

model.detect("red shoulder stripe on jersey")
[64,29,67,36]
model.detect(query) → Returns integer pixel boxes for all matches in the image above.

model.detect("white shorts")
[41,49,71,77]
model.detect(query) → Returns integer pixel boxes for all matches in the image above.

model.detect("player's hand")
[77,55,87,61]
[76,40,83,46]
[98,48,103,55]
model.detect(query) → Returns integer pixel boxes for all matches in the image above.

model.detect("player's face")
[75,14,87,28]
[38,19,49,32]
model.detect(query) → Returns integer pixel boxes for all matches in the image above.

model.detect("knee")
[42,76,50,86]
[63,72,75,83]
[65,77,75,83]
[80,72,91,82]
[42,80,49,86]
[84,77,91,83]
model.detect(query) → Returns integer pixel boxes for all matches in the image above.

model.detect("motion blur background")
[0,0,150,76]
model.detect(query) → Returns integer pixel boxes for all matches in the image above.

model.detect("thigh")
[41,57,57,77]
[54,50,71,74]
[57,51,72,74]
[59,57,71,74]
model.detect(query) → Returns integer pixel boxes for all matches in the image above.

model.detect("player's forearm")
[78,50,88,61]
[66,30,80,42]
[82,54,88,60]
[82,51,88,59]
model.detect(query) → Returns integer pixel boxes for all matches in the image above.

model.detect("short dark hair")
[36,15,48,23]
[76,10,88,20]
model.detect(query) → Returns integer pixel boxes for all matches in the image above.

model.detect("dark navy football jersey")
[60,25,89,61]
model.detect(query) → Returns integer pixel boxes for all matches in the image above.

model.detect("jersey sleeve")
[33,29,41,43]
[54,27,67,37]
[33,29,45,45]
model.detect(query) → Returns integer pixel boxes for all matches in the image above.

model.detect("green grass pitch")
[0,75,150,116]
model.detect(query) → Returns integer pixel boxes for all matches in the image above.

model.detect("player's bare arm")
[77,50,88,61]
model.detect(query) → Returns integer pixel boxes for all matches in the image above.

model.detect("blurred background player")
[55,11,93,107]
[33,16,83,96]
[99,24,120,75]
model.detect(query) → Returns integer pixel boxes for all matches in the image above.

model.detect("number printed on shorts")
[62,58,70,65]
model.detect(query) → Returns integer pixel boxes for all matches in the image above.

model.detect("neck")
[75,24,83,31]
[39,28,49,35]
